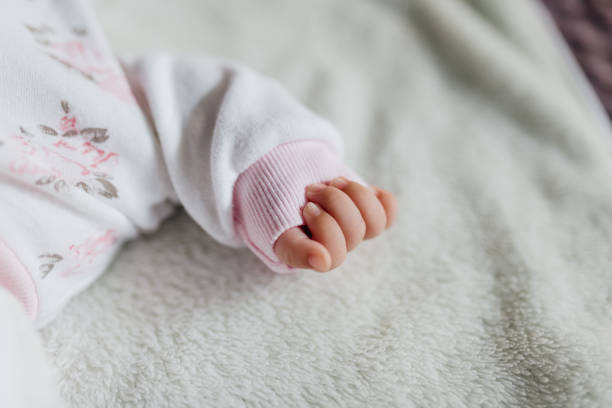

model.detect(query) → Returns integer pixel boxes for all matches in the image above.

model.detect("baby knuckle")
[332,249,347,269]
[326,188,349,206]
[356,217,367,239]
[347,212,366,238]
[321,186,339,199]
[372,218,386,236]
[344,183,363,198]
[347,227,365,251]
[365,213,386,238]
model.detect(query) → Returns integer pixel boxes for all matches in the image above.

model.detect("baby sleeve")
[123,56,360,273]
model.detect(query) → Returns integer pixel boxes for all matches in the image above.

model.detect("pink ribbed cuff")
[0,240,37,318]
[232,140,362,274]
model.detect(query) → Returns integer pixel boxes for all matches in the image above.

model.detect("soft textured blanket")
[5,0,612,406]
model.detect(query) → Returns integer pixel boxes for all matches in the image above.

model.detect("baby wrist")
[232,140,361,273]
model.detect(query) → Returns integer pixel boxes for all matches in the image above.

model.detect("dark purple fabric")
[541,0,612,118]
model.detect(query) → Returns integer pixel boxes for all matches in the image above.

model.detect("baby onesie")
[0,0,358,327]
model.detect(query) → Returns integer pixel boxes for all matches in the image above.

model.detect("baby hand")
[274,177,397,272]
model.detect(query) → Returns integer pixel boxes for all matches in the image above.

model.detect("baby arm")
[1,0,396,327]
[125,55,396,273]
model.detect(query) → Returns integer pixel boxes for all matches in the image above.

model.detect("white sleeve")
[123,56,359,271]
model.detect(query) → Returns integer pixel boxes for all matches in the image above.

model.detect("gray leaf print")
[35,175,56,185]
[80,70,95,82]
[76,181,92,193]
[61,100,71,114]
[19,126,34,137]
[81,128,109,143]
[25,24,53,34]
[96,178,118,199]
[47,53,72,69]
[39,124,58,136]
[39,263,54,279]
[35,38,51,46]
[0,140,4,147]
[54,179,68,192]
[39,253,63,263]
[62,129,78,137]
[24,24,39,33]
[72,27,87,36]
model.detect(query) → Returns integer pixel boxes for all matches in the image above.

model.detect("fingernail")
[330,177,348,189]
[303,202,321,217]
[306,183,326,195]
[308,255,326,271]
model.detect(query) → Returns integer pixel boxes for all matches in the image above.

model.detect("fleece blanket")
[4,0,612,406]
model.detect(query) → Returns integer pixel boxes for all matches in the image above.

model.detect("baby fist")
[273,177,397,272]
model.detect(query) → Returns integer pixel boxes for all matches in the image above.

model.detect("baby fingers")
[305,183,365,251]
[274,178,397,274]
[302,201,347,271]
[328,177,387,239]
[273,226,331,272]
[370,186,397,229]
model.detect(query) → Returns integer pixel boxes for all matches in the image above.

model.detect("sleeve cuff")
[232,140,363,274]
[0,240,38,319]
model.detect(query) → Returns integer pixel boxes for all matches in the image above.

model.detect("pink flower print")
[52,40,86,59]
[96,71,135,103]
[61,229,118,277]
[60,116,77,132]
[9,155,59,177]
[25,23,135,103]
[7,101,120,199]
[38,253,63,279]
[53,139,77,151]
[36,229,119,279]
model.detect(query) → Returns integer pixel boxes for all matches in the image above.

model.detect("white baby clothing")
[0,0,358,327]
